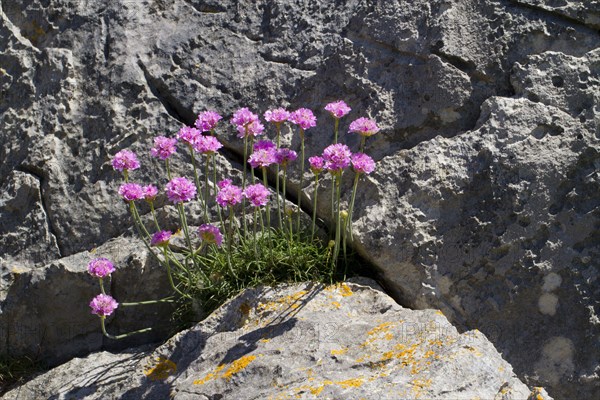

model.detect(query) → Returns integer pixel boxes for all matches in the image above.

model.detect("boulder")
[2,281,552,399]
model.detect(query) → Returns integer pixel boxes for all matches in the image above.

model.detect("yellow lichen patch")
[367,322,393,336]
[331,347,349,356]
[193,364,225,385]
[309,385,325,396]
[531,387,545,400]
[381,351,395,362]
[411,378,432,398]
[384,332,394,341]
[259,338,271,343]
[143,357,177,381]
[423,350,435,359]
[336,377,364,388]
[257,290,308,313]
[339,283,353,297]
[331,301,341,309]
[435,310,444,315]
[223,355,257,380]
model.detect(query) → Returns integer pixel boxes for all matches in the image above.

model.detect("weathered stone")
[0,236,175,366]
[2,281,551,399]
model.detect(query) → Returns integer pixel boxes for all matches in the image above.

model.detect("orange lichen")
[331,347,349,356]
[258,290,307,313]
[331,301,341,309]
[193,364,225,385]
[143,357,177,381]
[339,283,353,297]
[337,378,364,388]
[223,355,257,380]
[367,322,393,336]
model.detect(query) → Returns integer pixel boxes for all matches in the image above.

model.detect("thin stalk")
[100,317,152,340]
[187,144,206,221]
[332,174,342,271]
[177,203,194,255]
[296,129,305,236]
[333,118,340,144]
[275,124,283,229]
[282,164,291,243]
[227,205,239,279]
[165,159,172,180]
[98,278,106,295]
[121,297,174,306]
[149,201,160,231]
[311,174,320,241]
[212,154,224,229]
[359,135,366,153]
[252,208,258,257]
[203,155,210,222]
[242,132,249,234]
[162,248,192,299]
[341,212,348,279]
[347,172,361,242]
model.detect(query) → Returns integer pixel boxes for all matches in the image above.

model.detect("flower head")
[254,139,276,151]
[248,148,277,169]
[289,108,317,130]
[324,100,351,119]
[236,120,265,138]
[143,184,159,201]
[195,111,222,132]
[151,230,172,247]
[275,148,297,166]
[193,135,223,154]
[351,153,376,174]
[87,258,115,278]
[218,179,232,189]
[308,156,325,175]
[244,184,270,207]
[90,294,119,317]
[231,107,259,127]
[118,183,144,201]
[264,108,290,124]
[323,143,352,172]
[349,117,380,137]
[112,149,140,172]
[198,224,223,247]
[177,126,202,145]
[165,177,196,203]
[150,136,177,160]
[216,182,243,207]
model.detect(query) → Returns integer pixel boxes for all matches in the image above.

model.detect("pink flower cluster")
[309,156,325,174]
[177,126,202,145]
[244,184,270,207]
[90,294,119,317]
[194,135,223,154]
[143,185,158,201]
[264,108,290,123]
[198,224,223,247]
[112,150,140,172]
[324,100,351,119]
[349,117,379,137]
[275,148,297,165]
[165,177,196,203]
[248,148,276,168]
[118,183,144,201]
[322,143,352,172]
[151,230,172,247]
[216,180,243,207]
[87,258,115,278]
[150,136,177,160]
[351,153,375,174]
[195,111,222,132]
[290,108,317,130]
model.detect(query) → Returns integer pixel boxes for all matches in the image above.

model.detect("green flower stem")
[341,212,348,280]
[149,201,160,231]
[187,144,206,222]
[227,205,238,279]
[330,173,336,236]
[242,132,249,235]
[262,167,271,233]
[212,154,225,229]
[332,174,342,271]
[311,174,320,241]
[252,208,258,257]
[123,170,129,183]
[121,297,174,306]
[177,203,194,255]
[333,118,340,144]
[296,129,305,236]
[100,316,152,340]
[203,155,210,222]
[275,123,283,229]
[162,247,192,299]
[129,201,151,239]
[282,164,291,243]
[359,135,366,153]
[98,278,106,295]
[347,172,361,242]
[249,136,256,184]
[165,159,172,180]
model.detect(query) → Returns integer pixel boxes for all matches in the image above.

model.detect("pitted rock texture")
[2,281,551,400]
[1,0,599,398]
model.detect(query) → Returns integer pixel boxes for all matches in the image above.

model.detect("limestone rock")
[2,281,549,400]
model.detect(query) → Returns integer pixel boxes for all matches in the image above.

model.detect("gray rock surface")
[2,281,551,400]
[1,0,599,398]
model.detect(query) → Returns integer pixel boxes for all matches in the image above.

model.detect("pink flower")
[218,179,232,189]
[151,230,172,247]
[177,126,202,145]
[348,117,379,137]
[118,183,144,201]
[150,136,177,160]
[198,224,223,247]
[351,153,375,174]
[231,107,259,127]
[275,148,297,166]
[112,149,140,172]
[248,148,277,168]
[165,177,196,203]
[244,184,270,207]
[193,135,223,154]
[308,156,325,174]
[87,258,115,278]
[143,185,159,201]
[236,120,264,138]
[195,111,222,132]
[324,100,352,118]
[216,182,243,207]
[289,108,317,130]
[89,294,119,317]
[264,108,290,123]
[323,143,352,172]
[254,140,276,151]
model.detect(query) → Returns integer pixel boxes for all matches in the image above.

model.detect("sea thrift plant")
[93,98,378,341]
